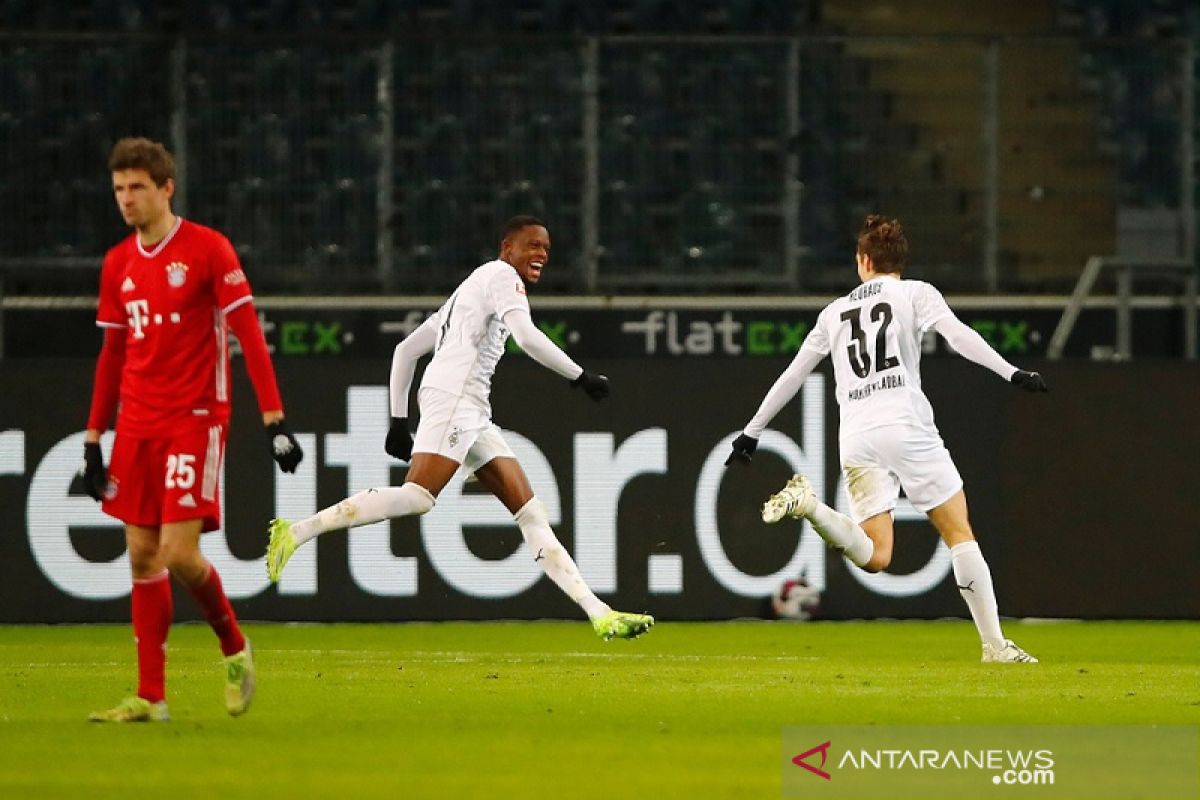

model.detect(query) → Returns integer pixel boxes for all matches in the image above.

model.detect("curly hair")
[856,214,907,274]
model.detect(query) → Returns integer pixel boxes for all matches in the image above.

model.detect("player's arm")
[726,343,826,465]
[225,302,304,472]
[81,251,128,500]
[85,326,126,441]
[81,326,126,500]
[931,316,1048,392]
[384,313,439,461]
[212,234,303,471]
[502,308,609,400]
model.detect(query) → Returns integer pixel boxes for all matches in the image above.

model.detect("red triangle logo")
[792,740,832,780]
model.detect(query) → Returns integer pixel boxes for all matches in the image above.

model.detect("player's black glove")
[571,370,610,401]
[1010,370,1048,393]
[81,442,107,501]
[385,417,414,461]
[724,434,758,466]
[266,419,304,473]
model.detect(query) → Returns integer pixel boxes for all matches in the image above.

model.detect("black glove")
[81,442,107,501]
[266,419,304,473]
[571,370,610,401]
[1010,370,1048,393]
[385,417,414,461]
[724,433,759,466]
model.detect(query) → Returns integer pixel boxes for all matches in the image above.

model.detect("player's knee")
[401,482,436,515]
[863,547,892,573]
[126,543,159,573]
[514,497,547,526]
[159,543,204,581]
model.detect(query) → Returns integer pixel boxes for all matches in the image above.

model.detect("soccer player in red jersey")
[82,137,303,722]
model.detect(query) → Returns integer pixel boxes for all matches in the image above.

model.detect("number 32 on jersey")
[839,302,899,378]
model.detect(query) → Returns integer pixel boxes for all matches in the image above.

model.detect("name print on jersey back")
[811,277,954,437]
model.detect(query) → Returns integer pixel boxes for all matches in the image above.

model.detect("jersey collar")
[136,216,184,259]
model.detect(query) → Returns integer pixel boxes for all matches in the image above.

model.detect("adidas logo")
[178,493,197,508]
[121,277,136,292]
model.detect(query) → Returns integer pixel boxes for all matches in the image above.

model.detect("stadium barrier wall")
[1,358,1196,622]
[4,302,1198,359]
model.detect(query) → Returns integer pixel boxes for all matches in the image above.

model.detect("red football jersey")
[96,218,255,437]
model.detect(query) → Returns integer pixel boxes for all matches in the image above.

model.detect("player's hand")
[385,417,413,461]
[80,442,107,501]
[266,419,304,473]
[571,370,610,401]
[1010,370,1048,393]
[724,434,758,466]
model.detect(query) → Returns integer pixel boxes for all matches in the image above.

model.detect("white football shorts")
[411,386,516,472]
[838,424,963,522]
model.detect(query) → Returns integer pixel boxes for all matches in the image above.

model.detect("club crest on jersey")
[165,261,189,288]
[515,280,526,295]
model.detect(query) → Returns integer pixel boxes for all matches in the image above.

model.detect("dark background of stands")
[1,0,1198,296]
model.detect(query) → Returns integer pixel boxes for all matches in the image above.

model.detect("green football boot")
[88,696,170,723]
[592,610,655,641]
[224,640,255,716]
[266,518,297,582]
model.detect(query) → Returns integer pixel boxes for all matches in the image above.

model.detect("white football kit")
[745,276,1020,522]
[390,259,583,469]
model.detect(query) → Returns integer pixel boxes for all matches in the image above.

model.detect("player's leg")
[471,440,652,640]
[159,518,257,713]
[761,435,886,571]
[158,423,257,712]
[91,435,172,722]
[926,490,1036,663]
[90,523,175,722]
[267,455,448,584]
[898,431,1032,661]
[283,452,449,546]
[857,512,894,572]
[926,492,1001,649]
[268,391,469,579]
[472,455,609,615]
[160,519,243,657]
[892,429,1022,660]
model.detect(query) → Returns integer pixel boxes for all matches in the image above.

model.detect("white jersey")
[805,276,954,436]
[419,259,530,414]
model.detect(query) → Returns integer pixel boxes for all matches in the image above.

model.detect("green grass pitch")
[1,620,1196,799]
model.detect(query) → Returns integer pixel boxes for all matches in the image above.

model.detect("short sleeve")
[487,266,530,320]
[210,231,254,314]
[803,306,832,355]
[96,249,125,329]
[912,281,954,333]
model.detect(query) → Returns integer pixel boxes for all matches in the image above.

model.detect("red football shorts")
[102,423,227,532]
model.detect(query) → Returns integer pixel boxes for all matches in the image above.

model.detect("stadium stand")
[0,0,1194,294]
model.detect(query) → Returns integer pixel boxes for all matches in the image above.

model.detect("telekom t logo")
[125,299,149,339]
[792,740,832,780]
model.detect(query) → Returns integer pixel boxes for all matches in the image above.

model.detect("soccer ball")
[771,578,820,620]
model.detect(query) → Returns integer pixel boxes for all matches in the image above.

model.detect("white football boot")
[761,474,818,524]
[981,639,1039,663]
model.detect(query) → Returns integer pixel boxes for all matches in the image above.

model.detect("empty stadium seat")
[311,178,375,266]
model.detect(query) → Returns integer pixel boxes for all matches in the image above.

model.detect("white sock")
[950,540,1005,649]
[515,498,610,620]
[292,482,435,546]
[808,503,875,567]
